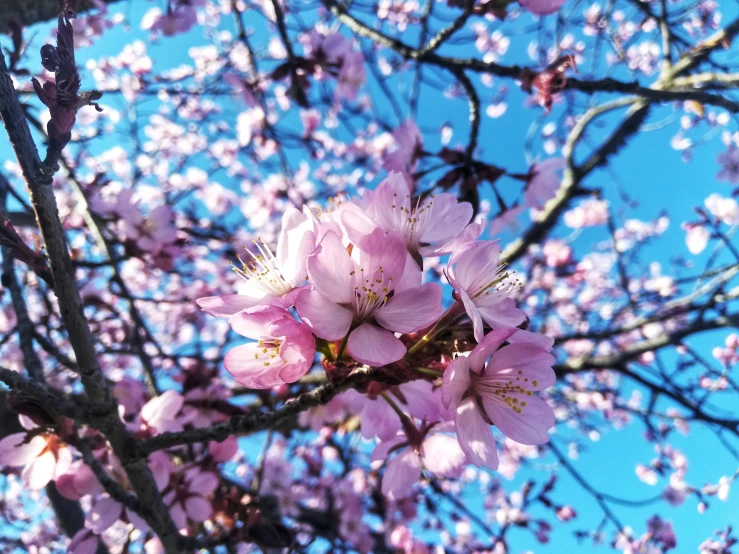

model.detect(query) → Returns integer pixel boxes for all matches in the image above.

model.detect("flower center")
[471,261,522,301]
[252,338,283,367]
[472,368,536,415]
[390,192,434,248]
[351,264,394,320]
[233,238,292,297]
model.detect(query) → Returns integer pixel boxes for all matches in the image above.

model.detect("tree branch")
[141,369,374,454]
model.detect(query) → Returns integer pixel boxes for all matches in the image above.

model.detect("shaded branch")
[141,368,375,454]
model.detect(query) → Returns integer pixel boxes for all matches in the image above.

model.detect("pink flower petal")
[484,344,556,390]
[394,252,423,292]
[56,473,83,500]
[507,328,554,351]
[126,506,151,532]
[361,398,402,441]
[224,344,286,388]
[73,463,104,496]
[458,286,485,343]
[374,283,443,333]
[520,0,566,15]
[421,433,466,478]
[229,305,288,339]
[370,436,407,464]
[382,448,422,500]
[185,496,213,522]
[276,207,316,283]
[455,398,499,470]
[441,356,472,410]
[148,452,172,491]
[482,394,554,445]
[0,433,45,467]
[449,240,502,295]
[85,497,123,534]
[307,231,355,304]
[400,380,444,422]
[141,390,184,432]
[347,323,406,366]
[418,193,472,244]
[476,297,527,329]
[295,289,353,341]
[189,471,218,495]
[68,529,99,554]
[354,229,407,286]
[419,220,484,258]
[209,436,238,462]
[22,451,55,490]
[54,446,73,480]
[338,202,380,246]
[468,328,518,371]
[169,502,187,530]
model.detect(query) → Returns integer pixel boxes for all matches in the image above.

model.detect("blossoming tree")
[0,0,738,552]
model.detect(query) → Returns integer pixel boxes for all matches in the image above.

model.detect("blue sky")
[1,0,738,551]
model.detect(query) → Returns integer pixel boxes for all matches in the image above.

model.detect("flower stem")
[336,334,349,360]
[380,391,423,445]
[413,366,443,378]
[317,339,334,363]
[380,391,406,420]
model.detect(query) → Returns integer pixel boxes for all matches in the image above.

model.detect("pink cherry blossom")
[489,205,527,236]
[0,418,72,490]
[81,451,171,533]
[717,144,739,184]
[296,228,443,366]
[163,468,218,530]
[556,505,577,521]
[86,495,150,533]
[140,389,188,434]
[382,121,424,182]
[524,158,565,209]
[342,389,402,440]
[362,172,473,258]
[141,2,201,36]
[321,33,352,63]
[519,0,567,16]
[223,73,259,107]
[208,436,239,462]
[344,380,450,441]
[441,328,556,469]
[542,239,573,267]
[564,198,609,228]
[224,305,316,389]
[684,223,710,254]
[372,422,466,499]
[705,193,739,225]
[68,528,100,554]
[133,205,179,258]
[447,240,525,343]
[302,30,351,64]
[197,206,318,318]
[336,51,366,101]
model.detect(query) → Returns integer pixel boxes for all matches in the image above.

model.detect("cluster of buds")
[31,2,102,167]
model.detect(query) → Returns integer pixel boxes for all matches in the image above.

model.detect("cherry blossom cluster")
[196,171,557,493]
[0,0,738,550]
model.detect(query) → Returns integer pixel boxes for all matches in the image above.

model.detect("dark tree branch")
[141,368,375,454]
[0,51,183,551]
